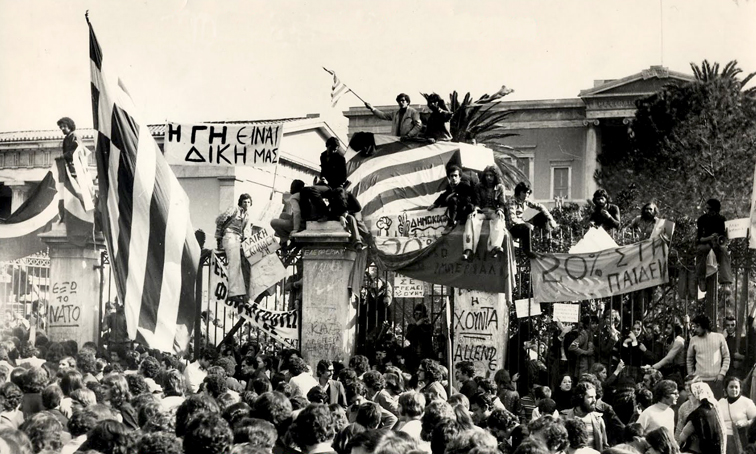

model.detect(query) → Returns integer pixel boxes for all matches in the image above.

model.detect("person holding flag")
[364,93,423,140]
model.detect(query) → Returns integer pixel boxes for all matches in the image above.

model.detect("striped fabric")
[52,154,95,246]
[88,20,201,354]
[323,68,350,107]
[345,135,495,220]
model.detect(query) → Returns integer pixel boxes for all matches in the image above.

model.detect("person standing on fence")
[587,189,621,232]
[695,198,733,294]
[507,182,557,258]
[629,202,659,240]
[215,193,253,303]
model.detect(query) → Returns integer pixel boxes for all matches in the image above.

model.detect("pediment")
[579,66,695,98]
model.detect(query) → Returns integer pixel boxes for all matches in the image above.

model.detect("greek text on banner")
[164,122,283,167]
[531,237,669,303]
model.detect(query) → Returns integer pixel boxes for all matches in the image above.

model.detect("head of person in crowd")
[396,93,411,110]
[316,360,334,383]
[643,369,663,391]
[558,374,573,392]
[325,136,341,154]
[137,431,184,454]
[175,393,220,437]
[515,181,533,202]
[447,393,470,410]
[639,202,659,221]
[724,376,743,402]
[593,188,611,208]
[665,322,683,342]
[494,369,517,393]
[363,370,385,395]
[57,116,76,134]
[238,193,253,212]
[691,314,712,337]
[572,382,597,413]
[356,401,383,429]
[470,391,495,425]
[430,418,462,454]
[102,373,131,408]
[637,388,653,410]
[232,417,277,449]
[420,399,455,442]
[590,363,608,383]
[528,415,569,454]
[653,380,679,406]
[704,198,721,216]
[291,403,336,452]
[446,165,463,189]
[346,381,368,407]
[645,427,680,454]
[333,422,366,454]
[21,367,48,394]
[338,368,358,386]
[563,417,590,451]
[724,314,737,337]
[251,391,292,438]
[487,408,519,443]
[373,431,420,454]
[184,411,234,454]
[454,361,475,385]
[480,165,503,189]
[346,429,384,454]
[383,370,404,397]
[426,92,448,113]
[398,390,425,421]
[41,383,63,411]
[20,411,64,453]
[578,373,604,400]
[621,423,650,452]
[349,355,370,377]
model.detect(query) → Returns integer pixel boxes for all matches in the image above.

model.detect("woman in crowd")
[718,376,756,454]
[678,381,726,454]
[647,427,681,454]
[553,374,574,411]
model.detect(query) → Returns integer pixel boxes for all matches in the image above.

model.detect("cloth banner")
[531,237,669,303]
[453,289,508,375]
[369,208,449,238]
[164,122,283,168]
[393,274,424,298]
[373,222,515,294]
[209,252,298,347]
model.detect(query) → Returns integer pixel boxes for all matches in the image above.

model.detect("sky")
[1,0,755,138]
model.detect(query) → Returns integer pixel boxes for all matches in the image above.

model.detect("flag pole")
[322,67,367,104]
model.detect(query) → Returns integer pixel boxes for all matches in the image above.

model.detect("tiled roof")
[0,116,314,143]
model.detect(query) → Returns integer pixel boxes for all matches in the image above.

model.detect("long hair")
[102,374,132,408]
[481,165,503,187]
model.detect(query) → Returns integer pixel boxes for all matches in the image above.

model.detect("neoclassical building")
[344,65,694,205]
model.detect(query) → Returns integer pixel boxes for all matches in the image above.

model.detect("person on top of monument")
[365,93,423,140]
[695,198,733,294]
[587,189,621,232]
[215,193,253,303]
[629,202,660,240]
[423,93,453,143]
[427,165,478,235]
[57,117,80,175]
[319,137,347,189]
[461,165,509,261]
[507,182,557,258]
[270,179,305,248]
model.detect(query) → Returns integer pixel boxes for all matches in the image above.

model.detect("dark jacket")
[320,150,347,188]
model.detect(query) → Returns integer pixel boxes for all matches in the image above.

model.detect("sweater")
[687,332,730,380]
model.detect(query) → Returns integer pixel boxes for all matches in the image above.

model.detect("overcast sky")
[1,0,754,137]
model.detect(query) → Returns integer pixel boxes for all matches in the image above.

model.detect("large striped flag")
[345,135,495,220]
[323,67,350,107]
[88,19,201,354]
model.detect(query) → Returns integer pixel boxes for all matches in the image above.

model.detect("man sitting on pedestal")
[507,182,557,258]
[427,165,477,235]
[462,165,510,261]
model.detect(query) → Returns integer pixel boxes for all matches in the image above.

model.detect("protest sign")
[726,218,750,240]
[371,209,449,238]
[247,253,288,299]
[209,252,297,347]
[164,122,283,168]
[394,274,424,298]
[453,289,507,375]
[552,303,580,323]
[243,227,280,266]
[514,298,541,318]
[531,237,669,303]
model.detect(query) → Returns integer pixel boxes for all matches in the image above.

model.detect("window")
[551,166,571,199]
[516,158,530,180]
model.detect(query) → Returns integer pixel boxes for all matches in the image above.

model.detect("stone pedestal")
[293,221,358,365]
[39,223,105,347]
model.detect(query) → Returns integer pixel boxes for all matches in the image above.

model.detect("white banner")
[453,289,507,375]
[514,298,541,318]
[242,227,280,266]
[393,274,424,298]
[164,122,283,167]
[370,209,449,238]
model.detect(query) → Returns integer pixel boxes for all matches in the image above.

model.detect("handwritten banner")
[371,209,449,237]
[726,218,750,240]
[393,274,424,298]
[209,252,297,347]
[531,237,669,303]
[164,122,283,167]
[453,289,507,375]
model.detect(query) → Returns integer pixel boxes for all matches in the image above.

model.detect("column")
[8,182,28,213]
[39,223,105,347]
[293,221,358,365]
[584,119,600,199]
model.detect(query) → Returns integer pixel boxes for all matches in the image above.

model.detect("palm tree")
[421,86,530,188]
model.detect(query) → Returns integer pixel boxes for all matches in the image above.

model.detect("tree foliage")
[596,60,756,264]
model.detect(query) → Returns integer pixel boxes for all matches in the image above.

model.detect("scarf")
[726,394,741,404]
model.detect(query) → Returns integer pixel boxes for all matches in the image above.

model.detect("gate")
[0,252,51,333]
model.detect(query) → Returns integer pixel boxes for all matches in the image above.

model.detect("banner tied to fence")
[209,252,298,347]
[164,122,283,168]
[531,237,669,303]
[452,289,507,375]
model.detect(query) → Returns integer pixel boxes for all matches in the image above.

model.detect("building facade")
[344,65,694,205]
[0,115,340,241]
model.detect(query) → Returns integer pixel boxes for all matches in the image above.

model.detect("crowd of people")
[0,308,755,454]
